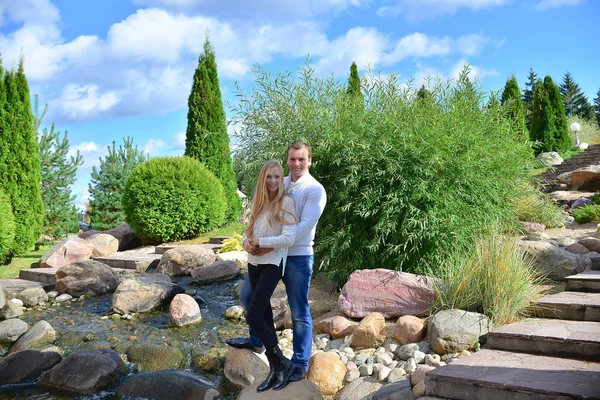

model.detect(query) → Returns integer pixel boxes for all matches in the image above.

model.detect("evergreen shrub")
[233,64,535,281]
[573,204,600,224]
[0,189,16,265]
[122,156,227,243]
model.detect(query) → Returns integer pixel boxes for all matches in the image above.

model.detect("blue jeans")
[240,255,314,371]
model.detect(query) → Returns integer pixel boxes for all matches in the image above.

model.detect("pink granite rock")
[338,269,437,318]
[40,237,94,268]
[519,222,546,234]
[351,312,386,349]
[393,315,426,345]
[314,314,357,339]
[169,294,201,327]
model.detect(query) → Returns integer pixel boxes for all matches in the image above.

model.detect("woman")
[241,159,297,392]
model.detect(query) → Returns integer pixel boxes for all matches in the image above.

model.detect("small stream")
[0,276,249,399]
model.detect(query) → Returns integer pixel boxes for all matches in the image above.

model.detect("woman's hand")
[248,236,260,248]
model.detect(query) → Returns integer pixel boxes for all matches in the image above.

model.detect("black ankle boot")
[271,346,295,391]
[257,363,276,392]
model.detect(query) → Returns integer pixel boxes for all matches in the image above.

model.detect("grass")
[0,243,54,279]
[431,235,549,327]
[170,221,246,245]
[514,191,565,228]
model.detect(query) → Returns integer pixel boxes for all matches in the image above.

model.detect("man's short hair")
[287,141,312,159]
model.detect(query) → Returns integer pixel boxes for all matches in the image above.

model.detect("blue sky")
[1,0,598,210]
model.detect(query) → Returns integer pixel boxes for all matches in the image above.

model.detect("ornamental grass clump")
[514,190,564,229]
[432,235,548,326]
[122,156,227,243]
[233,63,536,282]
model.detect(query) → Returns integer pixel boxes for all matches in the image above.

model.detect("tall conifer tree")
[501,75,526,137]
[545,76,571,153]
[594,88,600,128]
[522,68,537,130]
[0,58,43,255]
[559,72,593,120]
[185,37,240,221]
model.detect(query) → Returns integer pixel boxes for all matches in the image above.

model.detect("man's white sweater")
[284,171,327,256]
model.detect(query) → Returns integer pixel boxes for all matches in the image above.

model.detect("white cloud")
[143,138,167,157]
[377,0,511,21]
[57,84,121,121]
[449,59,497,81]
[174,132,187,150]
[534,0,585,10]
[69,141,109,170]
[0,0,60,26]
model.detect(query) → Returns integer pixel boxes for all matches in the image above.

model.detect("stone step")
[531,292,600,322]
[93,253,163,272]
[566,271,600,292]
[425,349,600,400]
[208,236,231,245]
[485,318,600,361]
[154,243,222,254]
[0,279,52,297]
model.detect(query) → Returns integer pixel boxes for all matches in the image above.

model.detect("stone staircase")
[424,271,600,399]
[0,242,223,293]
[543,143,600,183]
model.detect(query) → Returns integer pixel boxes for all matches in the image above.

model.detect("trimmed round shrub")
[122,156,227,243]
[0,189,16,265]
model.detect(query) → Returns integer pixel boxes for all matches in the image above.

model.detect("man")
[226,141,327,381]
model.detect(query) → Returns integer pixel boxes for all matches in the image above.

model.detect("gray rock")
[224,347,269,389]
[15,286,48,307]
[224,305,244,320]
[9,320,56,353]
[536,152,563,167]
[0,349,61,384]
[371,379,412,400]
[555,237,578,247]
[238,378,323,400]
[39,348,126,394]
[0,288,4,309]
[0,319,28,344]
[403,358,416,373]
[519,240,589,280]
[396,343,419,360]
[0,301,24,319]
[55,294,73,302]
[413,350,426,364]
[375,352,394,366]
[386,368,407,383]
[157,245,216,276]
[112,273,185,314]
[571,197,595,210]
[579,237,600,253]
[191,261,240,285]
[118,369,219,399]
[427,309,490,355]
[354,353,369,366]
[335,377,383,400]
[103,223,141,251]
[55,260,120,297]
[566,243,590,255]
[359,363,373,376]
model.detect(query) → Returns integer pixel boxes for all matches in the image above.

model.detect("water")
[0,276,247,399]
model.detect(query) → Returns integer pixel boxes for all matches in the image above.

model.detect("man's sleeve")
[295,185,327,240]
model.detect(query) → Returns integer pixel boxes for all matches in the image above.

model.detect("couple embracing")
[226,141,327,392]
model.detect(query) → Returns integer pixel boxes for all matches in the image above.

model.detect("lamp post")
[570,122,581,146]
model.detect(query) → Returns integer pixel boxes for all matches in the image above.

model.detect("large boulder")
[351,312,386,350]
[9,320,56,353]
[578,237,600,253]
[112,273,185,314]
[103,223,141,251]
[238,379,323,400]
[314,314,357,339]
[371,379,412,400]
[557,165,600,191]
[216,251,248,269]
[224,347,269,389]
[55,260,120,297]
[0,319,28,344]
[427,309,490,355]
[117,370,219,400]
[170,293,202,327]
[40,236,94,268]
[0,349,61,385]
[126,344,184,372]
[0,287,4,309]
[191,261,240,285]
[0,301,24,320]
[39,348,126,394]
[339,269,437,318]
[307,352,347,395]
[85,233,119,257]
[156,245,216,276]
[519,240,589,280]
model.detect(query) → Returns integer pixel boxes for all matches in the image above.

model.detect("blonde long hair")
[245,160,296,237]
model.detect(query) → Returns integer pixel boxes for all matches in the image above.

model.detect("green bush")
[0,189,16,265]
[233,64,535,281]
[432,235,548,326]
[122,156,227,243]
[592,192,600,204]
[515,191,564,228]
[573,204,600,224]
[217,233,243,253]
